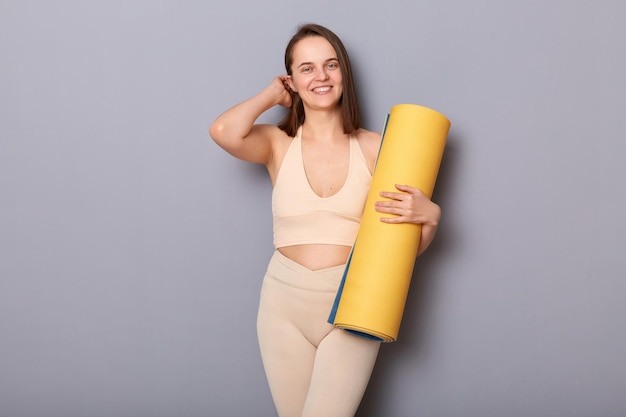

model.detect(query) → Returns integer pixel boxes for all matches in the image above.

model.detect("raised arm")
[209,76,292,164]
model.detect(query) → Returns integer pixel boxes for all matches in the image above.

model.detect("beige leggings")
[257,251,380,417]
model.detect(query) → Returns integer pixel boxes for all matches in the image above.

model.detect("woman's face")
[288,36,343,111]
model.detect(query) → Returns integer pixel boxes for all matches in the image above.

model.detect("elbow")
[209,121,242,155]
[209,121,223,143]
[209,121,235,151]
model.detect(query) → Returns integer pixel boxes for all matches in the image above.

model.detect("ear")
[286,76,297,93]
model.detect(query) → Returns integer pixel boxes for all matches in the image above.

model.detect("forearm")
[417,221,439,256]
[416,199,441,256]
[209,86,281,144]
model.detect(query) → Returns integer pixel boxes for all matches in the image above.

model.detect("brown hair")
[278,23,361,137]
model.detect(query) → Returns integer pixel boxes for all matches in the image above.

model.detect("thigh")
[257,275,316,417]
[302,328,381,417]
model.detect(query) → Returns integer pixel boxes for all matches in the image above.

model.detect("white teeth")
[313,86,331,93]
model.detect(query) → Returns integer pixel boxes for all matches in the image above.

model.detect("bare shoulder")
[355,128,382,143]
[249,123,293,154]
[252,123,288,141]
[261,124,293,151]
[355,128,382,170]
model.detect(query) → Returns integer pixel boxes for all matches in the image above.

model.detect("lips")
[312,86,332,93]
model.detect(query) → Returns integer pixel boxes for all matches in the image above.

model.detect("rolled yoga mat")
[328,104,450,342]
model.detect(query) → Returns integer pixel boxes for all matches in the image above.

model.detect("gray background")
[1,0,624,416]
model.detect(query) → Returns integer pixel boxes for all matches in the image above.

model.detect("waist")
[278,244,352,271]
[273,212,360,248]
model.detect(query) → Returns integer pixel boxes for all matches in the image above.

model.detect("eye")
[301,66,313,73]
[326,62,339,70]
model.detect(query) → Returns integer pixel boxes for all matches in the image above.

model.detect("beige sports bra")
[272,127,372,248]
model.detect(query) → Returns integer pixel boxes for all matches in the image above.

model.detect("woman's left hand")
[375,184,441,226]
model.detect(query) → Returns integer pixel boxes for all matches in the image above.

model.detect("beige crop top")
[272,127,372,248]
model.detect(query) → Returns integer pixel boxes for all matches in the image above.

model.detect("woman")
[210,23,441,417]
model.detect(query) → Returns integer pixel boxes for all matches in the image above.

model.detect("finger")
[375,204,407,216]
[378,191,406,201]
[394,184,424,195]
[379,215,406,224]
[375,200,407,210]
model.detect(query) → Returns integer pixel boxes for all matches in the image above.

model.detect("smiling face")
[287,36,343,112]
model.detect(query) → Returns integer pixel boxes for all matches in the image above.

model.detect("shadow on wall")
[356,131,462,416]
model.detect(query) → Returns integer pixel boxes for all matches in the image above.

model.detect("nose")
[316,66,330,81]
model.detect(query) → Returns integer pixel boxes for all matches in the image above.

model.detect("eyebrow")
[296,58,339,68]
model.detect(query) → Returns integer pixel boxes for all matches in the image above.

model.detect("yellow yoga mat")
[328,104,450,342]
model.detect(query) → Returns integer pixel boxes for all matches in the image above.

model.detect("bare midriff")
[278,244,352,271]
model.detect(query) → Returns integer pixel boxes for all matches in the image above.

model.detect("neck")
[301,108,345,141]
